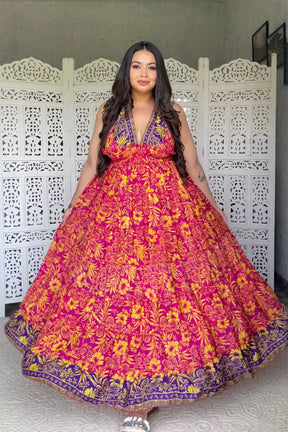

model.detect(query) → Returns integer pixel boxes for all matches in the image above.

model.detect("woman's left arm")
[176,103,227,224]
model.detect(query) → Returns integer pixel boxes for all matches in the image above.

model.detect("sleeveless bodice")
[103,109,175,161]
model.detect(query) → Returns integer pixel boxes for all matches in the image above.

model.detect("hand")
[60,207,73,228]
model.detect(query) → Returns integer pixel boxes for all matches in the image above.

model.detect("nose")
[140,66,148,77]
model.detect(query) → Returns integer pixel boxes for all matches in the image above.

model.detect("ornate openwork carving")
[210,59,270,84]
[76,107,91,157]
[3,178,21,228]
[5,249,23,299]
[3,161,64,172]
[252,176,269,225]
[173,90,199,103]
[210,89,271,103]
[165,58,198,84]
[252,106,269,155]
[208,176,224,210]
[231,229,268,241]
[229,176,247,224]
[26,177,44,226]
[48,177,64,225]
[0,88,62,103]
[75,90,112,103]
[1,105,19,156]
[209,160,269,171]
[230,106,248,155]
[209,107,226,155]
[28,247,46,285]
[24,107,42,156]
[47,108,64,157]
[75,58,119,84]
[4,231,55,245]
[251,245,268,280]
[0,57,62,84]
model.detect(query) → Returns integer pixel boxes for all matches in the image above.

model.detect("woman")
[5,42,288,432]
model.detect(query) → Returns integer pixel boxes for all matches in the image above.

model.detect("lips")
[138,80,150,85]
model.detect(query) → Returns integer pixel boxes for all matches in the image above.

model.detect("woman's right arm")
[61,103,105,226]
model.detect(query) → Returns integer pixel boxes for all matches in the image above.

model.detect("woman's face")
[129,50,157,95]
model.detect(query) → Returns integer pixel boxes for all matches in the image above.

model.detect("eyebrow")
[131,60,157,65]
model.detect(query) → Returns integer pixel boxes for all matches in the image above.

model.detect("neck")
[131,90,154,106]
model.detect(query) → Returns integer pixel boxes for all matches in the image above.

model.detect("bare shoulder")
[172,102,183,113]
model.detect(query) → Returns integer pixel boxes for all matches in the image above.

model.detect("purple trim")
[5,311,288,410]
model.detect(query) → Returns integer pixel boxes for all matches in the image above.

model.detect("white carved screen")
[0,56,276,317]
[0,59,69,317]
[205,57,276,289]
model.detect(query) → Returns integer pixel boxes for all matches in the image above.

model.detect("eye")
[131,65,140,69]
[149,66,157,71]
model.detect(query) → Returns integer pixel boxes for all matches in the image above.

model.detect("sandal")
[119,416,150,432]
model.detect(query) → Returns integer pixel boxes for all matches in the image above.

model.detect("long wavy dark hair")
[97,41,188,182]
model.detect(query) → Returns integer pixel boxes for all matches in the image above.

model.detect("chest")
[113,109,167,148]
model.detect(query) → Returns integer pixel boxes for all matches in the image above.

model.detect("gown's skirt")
[5,142,288,412]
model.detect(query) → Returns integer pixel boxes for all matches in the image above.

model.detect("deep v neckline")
[129,108,156,145]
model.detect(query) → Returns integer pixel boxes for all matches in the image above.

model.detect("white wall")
[0,0,226,69]
[224,0,288,281]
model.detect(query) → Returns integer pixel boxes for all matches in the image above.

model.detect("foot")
[119,416,150,432]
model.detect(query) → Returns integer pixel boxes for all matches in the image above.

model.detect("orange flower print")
[167,308,179,323]
[166,277,175,293]
[131,336,141,349]
[149,358,161,373]
[91,351,104,366]
[133,210,143,222]
[145,288,157,302]
[96,209,106,221]
[116,311,128,325]
[131,304,144,320]
[165,341,179,357]
[238,331,250,347]
[113,340,128,356]
[204,344,216,359]
[49,278,61,292]
[66,298,79,310]
[146,186,159,204]
[119,216,130,229]
[162,215,172,228]
[180,222,191,236]
[217,318,230,329]
[76,272,86,288]
[148,228,157,243]
[118,278,130,295]
[119,174,128,187]
[180,299,192,313]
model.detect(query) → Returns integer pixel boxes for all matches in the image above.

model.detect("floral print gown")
[5,109,288,411]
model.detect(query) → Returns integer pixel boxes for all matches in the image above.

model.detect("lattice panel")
[3,178,21,228]
[0,58,65,313]
[48,177,65,225]
[209,107,226,155]
[47,108,64,157]
[230,106,248,155]
[4,249,23,300]
[1,105,19,156]
[207,56,276,287]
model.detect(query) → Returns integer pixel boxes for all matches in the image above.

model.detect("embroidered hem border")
[4,310,288,412]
